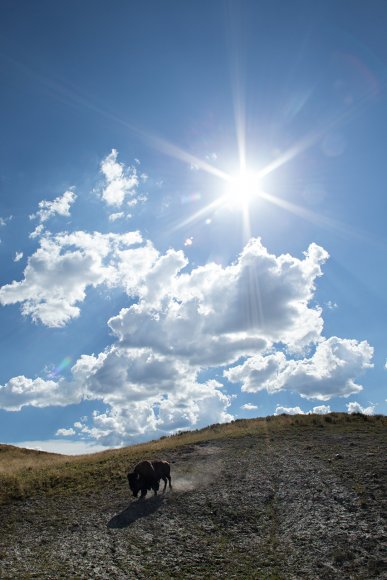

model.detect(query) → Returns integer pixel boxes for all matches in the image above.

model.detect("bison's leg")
[164,464,172,489]
[140,487,148,499]
[160,475,168,493]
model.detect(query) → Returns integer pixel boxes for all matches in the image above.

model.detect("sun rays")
[11,42,373,247]
[8,48,369,245]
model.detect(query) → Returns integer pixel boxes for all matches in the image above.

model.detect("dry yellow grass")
[0,445,67,475]
[1,413,385,505]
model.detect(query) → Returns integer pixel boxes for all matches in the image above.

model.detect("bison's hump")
[132,459,170,479]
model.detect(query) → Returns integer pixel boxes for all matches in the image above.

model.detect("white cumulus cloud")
[0,375,82,411]
[66,347,233,444]
[0,230,150,327]
[275,404,331,415]
[100,149,140,206]
[56,427,76,437]
[0,215,12,227]
[225,337,373,401]
[275,405,304,415]
[311,405,331,414]
[109,238,329,368]
[108,212,125,222]
[346,401,375,415]
[30,190,77,224]
[29,224,45,239]
[0,233,375,443]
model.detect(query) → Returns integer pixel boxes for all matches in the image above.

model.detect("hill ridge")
[0,414,385,578]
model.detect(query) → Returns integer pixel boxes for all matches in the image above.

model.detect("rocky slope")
[0,422,385,579]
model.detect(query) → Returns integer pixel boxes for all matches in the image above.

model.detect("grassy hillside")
[1,412,385,505]
[0,412,385,578]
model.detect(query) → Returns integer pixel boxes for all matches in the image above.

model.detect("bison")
[127,460,172,499]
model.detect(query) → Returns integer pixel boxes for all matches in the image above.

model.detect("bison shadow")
[107,495,165,529]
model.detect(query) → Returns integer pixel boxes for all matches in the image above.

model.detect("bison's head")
[127,472,141,497]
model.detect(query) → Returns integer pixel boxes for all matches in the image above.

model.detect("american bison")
[127,460,172,499]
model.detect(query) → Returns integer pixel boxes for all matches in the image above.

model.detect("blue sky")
[0,0,386,453]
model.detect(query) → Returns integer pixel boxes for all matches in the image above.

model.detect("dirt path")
[0,429,385,579]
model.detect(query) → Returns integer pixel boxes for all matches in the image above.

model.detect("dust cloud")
[172,467,219,493]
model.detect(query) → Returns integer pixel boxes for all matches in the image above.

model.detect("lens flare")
[47,356,72,379]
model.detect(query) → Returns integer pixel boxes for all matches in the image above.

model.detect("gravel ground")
[0,426,385,579]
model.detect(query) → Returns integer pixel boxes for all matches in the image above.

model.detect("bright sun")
[225,169,262,206]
